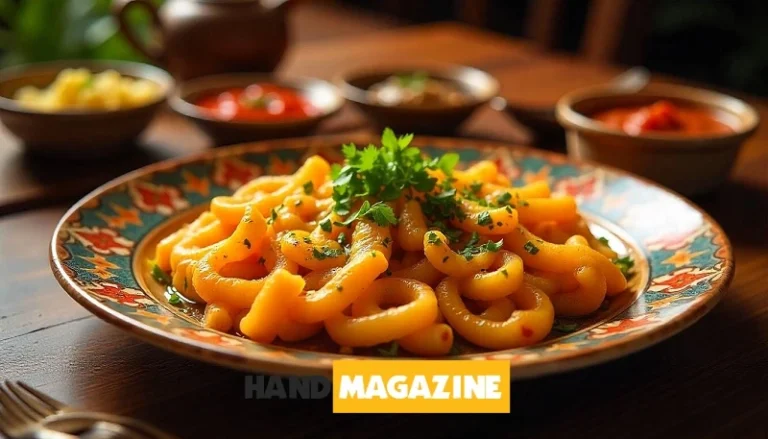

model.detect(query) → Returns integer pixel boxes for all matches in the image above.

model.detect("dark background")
[1,0,766,96]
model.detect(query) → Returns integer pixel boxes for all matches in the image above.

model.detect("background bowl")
[555,84,759,196]
[169,73,344,146]
[0,60,173,158]
[336,65,499,134]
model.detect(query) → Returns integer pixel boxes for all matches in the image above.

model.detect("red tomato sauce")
[591,100,733,136]
[195,84,318,122]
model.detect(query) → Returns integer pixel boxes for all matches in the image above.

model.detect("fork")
[0,381,176,439]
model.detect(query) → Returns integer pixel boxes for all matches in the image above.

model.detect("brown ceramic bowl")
[0,60,173,158]
[556,84,759,196]
[169,73,344,145]
[336,65,499,134]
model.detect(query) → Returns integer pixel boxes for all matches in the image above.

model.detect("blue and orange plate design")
[50,135,733,379]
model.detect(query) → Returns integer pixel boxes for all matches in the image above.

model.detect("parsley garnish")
[337,232,347,246]
[614,256,635,278]
[477,211,493,226]
[312,247,343,260]
[303,181,314,195]
[151,262,171,285]
[330,128,463,227]
[523,241,539,255]
[377,341,400,357]
[427,231,442,246]
[552,320,579,333]
[598,237,610,246]
[458,232,503,260]
[168,290,182,306]
[267,207,278,224]
[319,218,332,232]
[396,71,427,90]
[469,181,483,194]
[495,192,512,206]
[303,236,312,244]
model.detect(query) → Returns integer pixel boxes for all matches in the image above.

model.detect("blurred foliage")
[0,0,163,67]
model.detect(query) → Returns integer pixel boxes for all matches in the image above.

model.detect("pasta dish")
[150,129,632,356]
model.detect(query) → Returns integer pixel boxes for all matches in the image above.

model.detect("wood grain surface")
[1,2,768,438]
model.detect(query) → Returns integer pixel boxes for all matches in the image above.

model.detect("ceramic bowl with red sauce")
[170,74,344,145]
[556,84,759,196]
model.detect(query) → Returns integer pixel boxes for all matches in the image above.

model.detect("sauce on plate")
[195,83,318,122]
[591,100,733,136]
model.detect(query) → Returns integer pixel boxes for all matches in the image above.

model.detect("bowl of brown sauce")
[336,65,499,134]
[555,84,759,196]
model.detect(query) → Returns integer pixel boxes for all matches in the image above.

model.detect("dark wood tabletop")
[1,3,767,438]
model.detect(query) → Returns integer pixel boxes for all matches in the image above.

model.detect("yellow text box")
[332,360,510,413]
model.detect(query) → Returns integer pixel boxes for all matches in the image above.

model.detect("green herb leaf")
[523,241,539,255]
[151,262,171,285]
[614,256,635,278]
[319,218,332,232]
[303,181,314,195]
[377,341,400,357]
[312,246,344,260]
[458,233,503,260]
[477,211,493,226]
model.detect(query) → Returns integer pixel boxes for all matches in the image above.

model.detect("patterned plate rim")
[49,134,734,379]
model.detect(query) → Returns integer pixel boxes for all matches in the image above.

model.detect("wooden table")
[2,5,768,439]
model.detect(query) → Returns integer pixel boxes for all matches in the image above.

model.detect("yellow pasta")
[150,129,634,356]
[14,68,162,111]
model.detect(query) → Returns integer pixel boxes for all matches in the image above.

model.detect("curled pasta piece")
[169,221,234,271]
[397,199,428,252]
[504,225,626,295]
[155,225,189,271]
[232,175,291,199]
[516,196,578,225]
[279,230,346,271]
[391,256,445,287]
[290,220,390,324]
[240,269,306,343]
[458,250,524,300]
[203,303,235,332]
[423,231,495,277]
[437,278,554,349]
[398,323,454,356]
[550,266,606,316]
[172,259,202,302]
[479,298,516,321]
[277,320,324,342]
[452,160,500,190]
[325,278,438,347]
[210,156,331,225]
[192,205,298,309]
[452,199,518,235]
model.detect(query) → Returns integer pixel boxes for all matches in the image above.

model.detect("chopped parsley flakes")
[312,246,344,260]
[523,241,539,255]
[458,232,503,260]
[613,256,635,278]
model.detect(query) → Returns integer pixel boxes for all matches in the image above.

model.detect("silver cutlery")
[0,381,176,439]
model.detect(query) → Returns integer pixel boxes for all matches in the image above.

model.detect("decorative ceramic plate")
[50,135,733,379]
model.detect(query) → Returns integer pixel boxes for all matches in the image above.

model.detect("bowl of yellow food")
[0,60,173,158]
